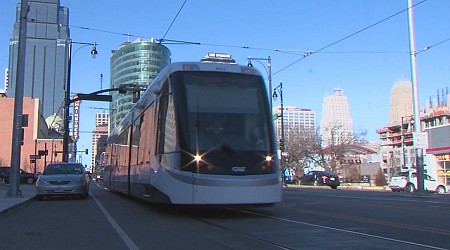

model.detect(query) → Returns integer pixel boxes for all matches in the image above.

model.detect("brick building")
[0,96,63,173]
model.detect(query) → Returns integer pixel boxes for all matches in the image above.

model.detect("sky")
[0,0,449,167]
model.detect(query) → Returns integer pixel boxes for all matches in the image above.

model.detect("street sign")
[413,132,428,149]
[30,154,41,160]
[38,150,48,156]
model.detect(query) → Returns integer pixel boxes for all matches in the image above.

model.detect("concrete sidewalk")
[0,184,36,213]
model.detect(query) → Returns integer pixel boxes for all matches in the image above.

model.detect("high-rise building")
[7,0,70,121]
[321,88,353,146]
[3,68,8,92]
[389,81,413,123]
[272,105,316,137]
[109,38,171,131]
[92,112,109,169]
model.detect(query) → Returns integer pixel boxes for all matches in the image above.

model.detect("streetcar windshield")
[172,71,272,153]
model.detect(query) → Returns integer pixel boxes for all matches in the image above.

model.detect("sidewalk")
[0,184,36,213]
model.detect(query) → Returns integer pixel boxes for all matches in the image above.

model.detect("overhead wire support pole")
[8,0,29,197]
[407,0,424,192]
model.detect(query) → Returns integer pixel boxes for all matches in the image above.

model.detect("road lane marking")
[233,208,448,250]
[288,206,450,236]
[91,192,140,250]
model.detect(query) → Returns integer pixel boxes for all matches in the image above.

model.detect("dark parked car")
[0,167,38,184]
[299,170,340,189]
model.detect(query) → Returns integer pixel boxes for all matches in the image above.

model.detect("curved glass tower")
[109,38,171,131]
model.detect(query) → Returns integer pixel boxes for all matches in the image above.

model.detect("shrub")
[375,168,388,186]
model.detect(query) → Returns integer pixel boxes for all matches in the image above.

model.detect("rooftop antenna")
[100,73,103,90]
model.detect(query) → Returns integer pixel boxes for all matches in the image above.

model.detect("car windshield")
[393,172,409,177]
[43,164,84,175]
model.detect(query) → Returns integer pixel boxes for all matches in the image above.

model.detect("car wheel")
[405,183,416,193]
[436,186,446,195]
[330,186,338,189]
[81,189,89,199]
[26,177,35,184]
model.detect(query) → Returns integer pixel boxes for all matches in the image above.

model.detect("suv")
[389,170,447,194]
[0,167,38,184]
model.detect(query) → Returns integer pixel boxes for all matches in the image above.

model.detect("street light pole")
[401,116,406,169]
[273,82,285,185]
[247,56,272,110]
[63,41,97,162]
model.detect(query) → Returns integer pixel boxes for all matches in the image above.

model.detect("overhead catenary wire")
[68,0,447,75]
[271,0,429,76]
[159,0,188,44]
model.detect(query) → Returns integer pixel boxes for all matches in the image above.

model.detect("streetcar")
[103,53,281,205]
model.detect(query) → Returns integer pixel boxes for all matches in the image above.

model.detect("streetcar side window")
[156,80,177,157]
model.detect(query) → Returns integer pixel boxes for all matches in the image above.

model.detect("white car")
[389,171,447,194]
[35,162,90,200]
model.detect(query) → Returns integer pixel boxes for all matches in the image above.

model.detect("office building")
[92,112,109,169]
[272,105,316,137]
[389,81,413,124]
[109,38,171,131]
[321,88,353,146]
[7,0,70,121]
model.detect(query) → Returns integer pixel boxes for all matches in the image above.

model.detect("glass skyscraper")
[109,38,171,131]
[7,0,70,120]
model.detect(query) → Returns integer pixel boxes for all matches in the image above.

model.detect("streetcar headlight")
[260,155,273,172]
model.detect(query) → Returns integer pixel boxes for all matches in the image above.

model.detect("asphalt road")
[0,183,449,250]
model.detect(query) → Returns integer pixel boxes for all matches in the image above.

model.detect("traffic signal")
[279,139,285,151]
[85,149,89,155]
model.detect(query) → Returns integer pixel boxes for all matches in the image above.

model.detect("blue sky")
[1,0,449,167]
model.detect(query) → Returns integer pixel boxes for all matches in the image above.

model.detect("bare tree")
[284,126,328,176]
[284,123,367,177]
[322,123,367,175]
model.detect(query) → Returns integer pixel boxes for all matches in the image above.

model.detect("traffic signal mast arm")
[70,86,145,103]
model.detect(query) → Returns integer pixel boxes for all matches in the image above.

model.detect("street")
[0,183,449,250]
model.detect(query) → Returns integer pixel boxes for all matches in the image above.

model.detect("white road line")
[234,209,448,250]
[91,193,140,250]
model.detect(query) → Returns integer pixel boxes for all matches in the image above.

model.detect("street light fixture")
[273,81,286,185]
[63,41,98,162]
[247,56,272,110]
